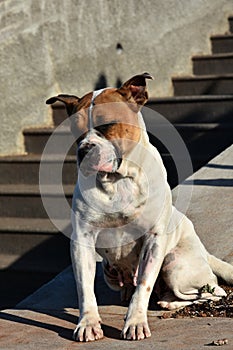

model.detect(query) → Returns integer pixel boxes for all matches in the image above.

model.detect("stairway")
[0,16,233,309]
[146,15,233,185]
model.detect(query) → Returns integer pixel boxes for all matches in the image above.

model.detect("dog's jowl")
[46,73,233,342]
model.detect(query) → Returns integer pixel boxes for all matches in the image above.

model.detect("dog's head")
[46,73,153,175]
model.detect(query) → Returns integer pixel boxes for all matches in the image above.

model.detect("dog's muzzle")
[78,130,121,175]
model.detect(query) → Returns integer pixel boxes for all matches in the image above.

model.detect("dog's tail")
[173,284,226,301]
[208,254,233,284]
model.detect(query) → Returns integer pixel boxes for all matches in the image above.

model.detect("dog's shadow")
[54,309,122,341]
[0,308,120,342]
[0,263,160,342]
[0,263,126,342]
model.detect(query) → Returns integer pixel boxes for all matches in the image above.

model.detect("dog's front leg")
[122,233,166,340]
[71,238,103,342]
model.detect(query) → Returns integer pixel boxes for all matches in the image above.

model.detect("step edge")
[147,95,233,103]
[23,127,71,135]
[0,217,70,233]
[210,34,233,40]
[174,123,233,129]
[0,184,74,195]
[192,52,233,60]
[0,155,76,163]
[172,73,233,82]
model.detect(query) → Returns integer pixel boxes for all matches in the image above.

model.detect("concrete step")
[0,235,70,269]
[147,97,233,178]
[146,95,233,123]
[211,34,233,54]
[149,123,233,184]
[52,94,233,125]
[1,307,233,349]
[0,234,70,272]
[0,152,185,196]
[151,123,233,156]
[20,124,233,189]
[192,53,233,75]
[148,122,233,151]
[0,234,71,309]
[0,217,59,235]
[0,217,71,309]
[0,217,72,243]
[51,101,69,126]
[23,127,76,155]
[0,184,74,218]
[0,153,191,199]
[22,96,233,188]
[0,217,71,310]
[0,149,214,199]
[172,74,233,95]
[25,96,233,154]
[0,154,77,185]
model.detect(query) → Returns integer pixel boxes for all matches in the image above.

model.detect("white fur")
[71,96,233,342]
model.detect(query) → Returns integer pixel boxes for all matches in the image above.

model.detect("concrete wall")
[0,0,232,155]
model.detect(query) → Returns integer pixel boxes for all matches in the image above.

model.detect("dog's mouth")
[92,155,121,173]
[78,143,121,176]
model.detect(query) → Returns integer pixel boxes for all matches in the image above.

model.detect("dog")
[46,73,233,342]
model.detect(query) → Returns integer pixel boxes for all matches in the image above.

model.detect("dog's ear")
[118,72,153,106]
[46,94,80,116]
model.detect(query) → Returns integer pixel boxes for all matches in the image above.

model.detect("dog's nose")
[78,142,96,164]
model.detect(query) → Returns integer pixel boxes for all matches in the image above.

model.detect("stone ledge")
[0,308,232,349]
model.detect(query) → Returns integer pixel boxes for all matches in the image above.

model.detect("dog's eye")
[95,121,117,134]
[95,124,108,132]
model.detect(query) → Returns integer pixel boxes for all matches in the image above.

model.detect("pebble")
[211,338,228,346]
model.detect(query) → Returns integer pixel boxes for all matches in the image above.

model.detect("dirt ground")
[161,285,233,319]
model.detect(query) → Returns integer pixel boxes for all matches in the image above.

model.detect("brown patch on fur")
[76,92,94,111]
[94,90,141,145]
[72,88,141,153]
[118,72,153,106]
[147,286,151,292]
[46,94,80,116]
[47,73,153,153]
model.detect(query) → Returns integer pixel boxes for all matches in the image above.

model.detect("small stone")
[211,338,228,346]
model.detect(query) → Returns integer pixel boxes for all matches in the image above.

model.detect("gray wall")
[0,0,232,155]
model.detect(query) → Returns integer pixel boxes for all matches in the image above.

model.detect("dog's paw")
[121,318,151,340]
[73,315,104,342]
[212,285,227,297]
[157,299,193,310]
[157,300,170,309]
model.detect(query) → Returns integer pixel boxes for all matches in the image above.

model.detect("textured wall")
[0,0,232,154]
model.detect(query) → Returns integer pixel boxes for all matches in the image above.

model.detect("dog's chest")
[77,173,149,228]
[101,175,147,213]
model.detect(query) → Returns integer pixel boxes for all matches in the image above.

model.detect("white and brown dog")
[46,73,233,342]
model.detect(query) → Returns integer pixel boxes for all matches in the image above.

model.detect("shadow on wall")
[94,73,123,90]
